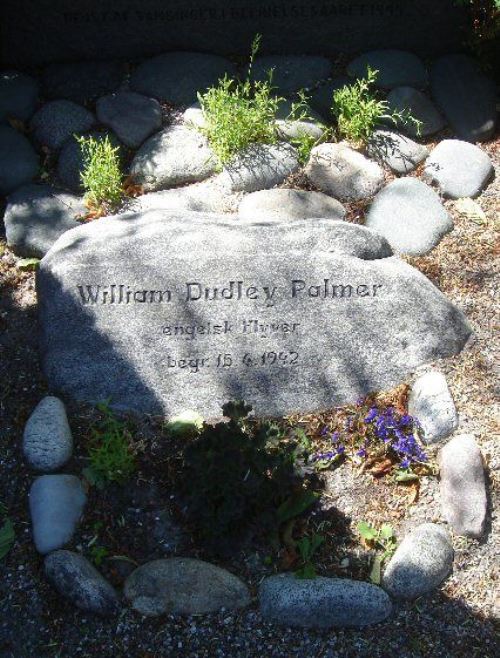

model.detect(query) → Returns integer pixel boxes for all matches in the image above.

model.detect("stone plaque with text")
[2,1,465,68]
[37,211,471,418]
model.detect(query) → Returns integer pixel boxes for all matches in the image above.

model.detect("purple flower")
[356,448,367,458]
[331,431,340,443]
[364,407,378,423]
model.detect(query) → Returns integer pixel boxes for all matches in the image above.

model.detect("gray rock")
[383,523,454,600]
[347,50,428,89]
[408,370,458,444]
[124,558,250,616]
[56,130,123,193]
[366,178,452,256]
[5,184,84,258]
[366,129,428,174]
[45,550,119,616]
[423,140,493,199]
[22,396,73,472]
[0,125,39,195]
[37,211,471,418]
[275,118,324,142]
[238,189,345,222]
[430,54,497,142]
[30,100,95,151]
[309,77,351,120]
[42,60,125,104]
[439,434,487,538]
[130,52,235,106]
[387,87,446,137]
[133,179,240,215]
[96,92,162,149]
[130,125,217,192]
[0,71,39,122]
[305,142,385,201]
[219,142,299,193]
[29,475,86,554]
[250,55,332,94]
[259,575,392,628]
[182,103,206,129]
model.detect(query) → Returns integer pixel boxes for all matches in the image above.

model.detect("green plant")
[76,134,123,210]
[331,67,421,145]
[454,0,500,74]
[83,401,137,488]
[179,400,315,553]
[294,533,325,579]
[0,503,14,560]
[198,35,284,166]
[357,521,397,584]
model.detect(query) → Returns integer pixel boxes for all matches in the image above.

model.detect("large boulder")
[430,55,497,142]
[259,575,392,628]
[0,71,39,122]
[130,125,217,192]
[30,100,95,151]
[96,92,162,149]
[45,550,120,616]
[5,184,84,257]
[347,50,428,89]
[305,143,385,201]
[0,125,39,194]
[37,211,471,418]
[366,178,452,256]
[130,52,235,106]
[124,558,250,616]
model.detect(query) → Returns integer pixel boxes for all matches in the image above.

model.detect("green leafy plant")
[179,400,315,553]
[77,134,123,211]
[357,521,397,584]
[294,533,325,579]
[83,401,137,488]
[197,35,282,165]
[331,67,422,145]
[0,503,15,560]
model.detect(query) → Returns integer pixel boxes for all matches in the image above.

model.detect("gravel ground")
[0,125,498,658]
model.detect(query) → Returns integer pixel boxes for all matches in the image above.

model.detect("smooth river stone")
[37,211,471,418]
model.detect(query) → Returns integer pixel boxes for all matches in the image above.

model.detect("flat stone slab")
[383,523,454,600]
[23,396,73,472]
[5,184,84,258]
[430,54,497,143]
[130,52,235,106]
[305,143,385,201]
[45,550,120,616]
[366,129,428,174]
[238,189,345,222]
[259,575,392,628]
[408,370,458,444]
[42,60,125,104]
[130,125,217,192]
[423,140,493,199]
[96,92,162,149]
[366,178,452,256]
[347,50,428,89]
[124,558,250,616]
[219,143,299,193]
[387,87,446,137]
[29,474,86,554]
[250,55,331,94]
[30,100,95,151]
[0,71,39,122]
[438,434,487,538]
[37,211,471,418]
[0,125,39,195]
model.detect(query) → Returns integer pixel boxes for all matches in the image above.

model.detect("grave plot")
[0,2,498,655]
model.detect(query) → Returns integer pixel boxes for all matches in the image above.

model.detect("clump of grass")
[83,401,137,488]
[331,67,422,145]
[197,35,281,165]
[76,134,123,211]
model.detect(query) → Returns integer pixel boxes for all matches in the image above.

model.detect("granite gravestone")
[37,211,471,418]
[2,1,465,68]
